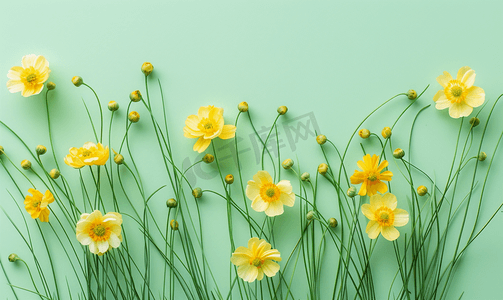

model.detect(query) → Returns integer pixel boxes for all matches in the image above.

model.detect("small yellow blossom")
[7,55,50,97]
[76,210,122,256]
[24,189,54,222]
[231,237,281,283]
[64,142,109,169]
[350,154,393,196]
[246,170,295,217]
[183,105,236,153]
[433,66,485,118]
[361,193,409,241]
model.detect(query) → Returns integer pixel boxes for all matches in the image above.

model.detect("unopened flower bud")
[316,134,327,145]
[8,253,19,262]
[114,154,124,165]
[202,154,214,163]
[359,129,370,139]
[238,101,249,112]
[282,158,294,169]
[306,210,314,220]
[130,90,142,102]
[393,148,405,159]
[225,174,234,184]
[166,198,177,208]
[128,111,140,123]
[407,89,417,100]
[36,145,47,155]
[141,62,154,76]
[49,169,60,179]
[318,163,328,175]
[347,186,357,198]
[417,185,428,196]
[0,145,4,155]
[192,187,203,198]
[46,82,56,90]
[277,106,288,115]
[382,127,392,139]
[469,117,480,127]
[72,76,83,87]
[170,219,179,230]
[108,101,119,111]
[478,152,487,161]
[301,172,310,181]
[21,159,31,170]
[328,217,338,228]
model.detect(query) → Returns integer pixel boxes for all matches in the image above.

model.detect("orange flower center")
[445,80,467,104]
[26,73,37,83]
[374,207,394,227]
[259,183,280,202]
[198,118,217,135]
[21,67,39,86]
[252,258,262,267]
[88,222,111,242]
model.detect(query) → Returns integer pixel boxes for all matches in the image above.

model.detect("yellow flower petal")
[393,208,409,227]
[366,221,380,239]
[261,260,280,277]
[193,137,211,153]
[265,199,284,217]
[460,68,475,88]
[436,71,453,88]
[381,193,397,210]
[381,226,400,241]
[231,238,281,283]
[219,124,236,139]
[251,197,269,212]
[448,102,472,119]
[361,203,374,220]
[465,86,485,108]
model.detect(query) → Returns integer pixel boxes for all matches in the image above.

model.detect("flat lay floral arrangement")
[1,54,501,300]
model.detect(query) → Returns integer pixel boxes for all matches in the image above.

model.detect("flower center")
[32,201,40,208]
[252,258,262,267]
[259,183,281,203]
[367,172,378,182]
[375,207,394,227]
[203,122,213,130]
[26,73,37,83]
[93,225,106,237]
[451,86,462,97]
[82,149,92,157]
[445,80,467,104]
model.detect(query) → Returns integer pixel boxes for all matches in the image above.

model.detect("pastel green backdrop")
[1,0,502,299]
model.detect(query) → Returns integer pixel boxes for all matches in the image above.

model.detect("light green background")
[1,0,503,299]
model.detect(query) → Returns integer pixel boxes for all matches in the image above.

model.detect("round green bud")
[407,89,417,100]
[72,76,83,87]
[170,219,179,230]
[318,163,329,175]
[393,148,405,159]
[417,185,428,196]
[282,158,294,169]
[301,172,310,181]
[225,174,234,184]
[50,169,60,179]
[8,253,19,262]
[166,198,177,208]
[328,217,338,228]
[316,134,327,145]
[114,154,124,165]
[141,62,154,76]
[130,90,142,102]
[108,101,119,111]
[277,106,288,115]
[192,187,203,198]
[36,145,47,155]
[359,129,370,139]
[238,101,249,112]
[128,111,140,123]
[202,154,214,163]
[46,82,56,90]
[382,127,392,139]
[21,159,31,170]
[0,145,4,155]
[347,186,357,198]
[469,117,480,127]
[478,151,487,161]
[306,210,315,220]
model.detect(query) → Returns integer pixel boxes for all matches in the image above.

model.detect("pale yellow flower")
[361,193,409,241]
[64,142,109,169]
[7,55,50,97]
[231,237,281,282]
[246,170,295,217]
[24,189,54,222]
[350,154,393,196]
[433,66,485,118]
[183,105,236,153]
[76,210,123,256]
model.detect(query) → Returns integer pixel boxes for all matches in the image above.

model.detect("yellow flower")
[231,237,281,282]
[64,142,109,169]
[183,105,236,153]
[361,193,409,241]
[76,210,123,256]
[433,66,485,118]
[350,154,393,196]
[24,189,54,222]
[7,55,50,97]
[246,170,295,217]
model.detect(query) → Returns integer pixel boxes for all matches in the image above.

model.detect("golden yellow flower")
[361,193,409,241]
[350,154,393,196]
[76,210,123,256]
[64,142,109,169]
[183,105,236,153]
[433,66,485,118]
[246,170,295,217]
[24,189,54,222]
[231,237,281,282]
[7,55,50,97]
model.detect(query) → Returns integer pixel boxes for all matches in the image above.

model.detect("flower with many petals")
[231,237,281,282]
[24,189,54,222]
[350,154,392,196]
[246,170,295,217]
[433,66,485,118]
[64,142,109,169]
[76,210,123,256]
[7,55,50,97]
[183,105,236,153]
[361,193,409,241]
